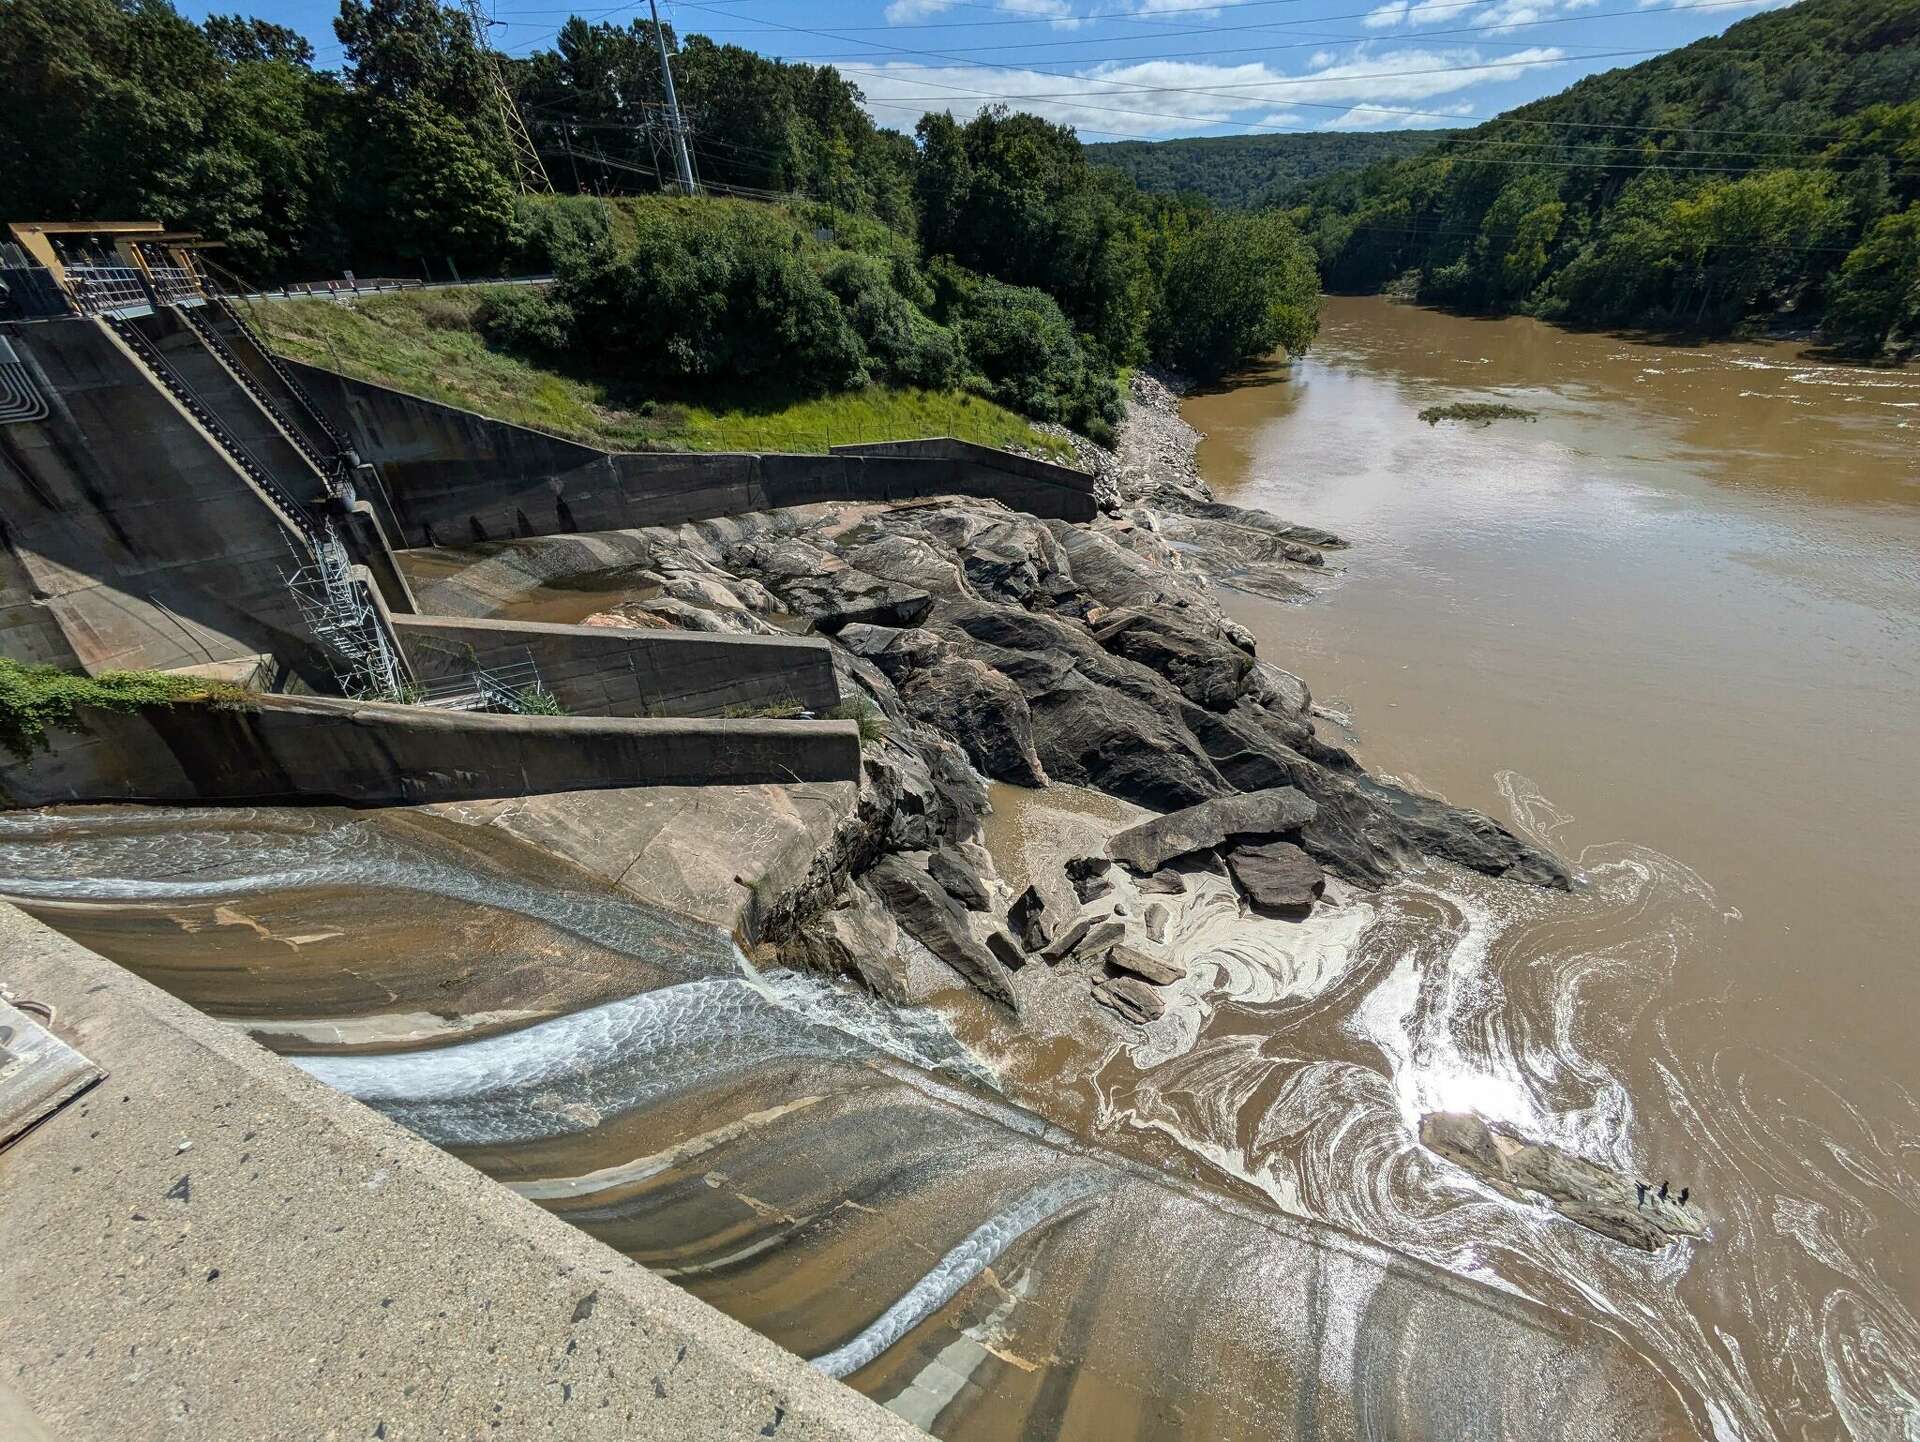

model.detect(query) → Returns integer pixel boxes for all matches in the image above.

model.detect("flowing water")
[7,297,1916,1440]
[1170,295,1920,1442]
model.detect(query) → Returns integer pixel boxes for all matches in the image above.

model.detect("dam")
[0,224,1696,1440]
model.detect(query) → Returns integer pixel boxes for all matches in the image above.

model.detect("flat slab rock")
[1107,943,1185,987]
[1108,787,1316,872]
[1420,1112,1708,1253]
[1224,840,1324,913]
[1092,974,1164,1025]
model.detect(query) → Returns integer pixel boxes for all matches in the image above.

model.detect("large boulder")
[1108,787,1317,872]
[729,537,931,631]
[1420,1113,1707,1253]
[866,854,1017,1010]
[1092,607,1251,711]
[928,845,991,911]
[899,662,1047,788]
[1224,840,1324,914]
[1008,884,1057,954]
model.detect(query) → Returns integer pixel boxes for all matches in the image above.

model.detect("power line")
[664,0,1867,141]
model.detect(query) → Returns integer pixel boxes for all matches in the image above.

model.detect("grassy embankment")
[252,288,1074,460]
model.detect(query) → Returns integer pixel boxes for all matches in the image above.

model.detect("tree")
[1824,203,1920,357]
[1151,212,1320,378]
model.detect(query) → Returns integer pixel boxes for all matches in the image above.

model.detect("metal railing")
[417,652,551,714]
[63,264,151,315]
[209,296,355,459]
[179,302,346,492]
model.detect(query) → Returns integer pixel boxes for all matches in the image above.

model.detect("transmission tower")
[463,0,551,196]
[647,0,697,195]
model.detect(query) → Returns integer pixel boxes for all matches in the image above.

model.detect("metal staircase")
[101,311,411,701]
[179,302,348,493]
[100,312,323,547]
[283,527,410,700]
[208,296,356,463]
[417,652,551,714]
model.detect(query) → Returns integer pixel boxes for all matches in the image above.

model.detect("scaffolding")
[283,527,410,701]
[417,648,553,714]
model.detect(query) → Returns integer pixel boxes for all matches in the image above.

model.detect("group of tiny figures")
[1635,1179,1689,1208]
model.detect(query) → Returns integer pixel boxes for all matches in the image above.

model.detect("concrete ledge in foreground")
[0,904,928,1442]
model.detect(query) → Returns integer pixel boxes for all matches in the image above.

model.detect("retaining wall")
[284,360,1099,549]
[0,904,927,1442]
[391,614,840,718]
[0,693,861,806]
[0,316,326,680]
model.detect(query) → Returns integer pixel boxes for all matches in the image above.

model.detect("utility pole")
[463,0,552,196]
[648,0,697,196]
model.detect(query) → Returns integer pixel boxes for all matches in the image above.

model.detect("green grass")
[0,658,251,759]
[250,289,1073,460]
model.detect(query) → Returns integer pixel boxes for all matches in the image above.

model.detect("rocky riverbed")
[410,373,1569,1048]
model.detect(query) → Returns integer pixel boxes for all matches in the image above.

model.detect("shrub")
[1151,211,1320,379]
[957,280,1119,442]
[562,201,868,393]
[0,659,249,759]
[827,694,890,746]
[477,287,577,356]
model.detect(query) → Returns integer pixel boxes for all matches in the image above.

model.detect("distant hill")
[1299,0,1920,357]
[1085,131,1460,209]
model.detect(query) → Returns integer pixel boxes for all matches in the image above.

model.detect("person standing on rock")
[1635,1181,1648,1207]
[1678,1187,1689,1207]
[1657,1180,1669,1202]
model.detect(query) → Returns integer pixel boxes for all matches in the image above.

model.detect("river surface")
[7,296,1917,1442]
[1181,294,1920,1442]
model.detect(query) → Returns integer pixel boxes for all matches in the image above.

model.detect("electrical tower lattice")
[463,0,551,196]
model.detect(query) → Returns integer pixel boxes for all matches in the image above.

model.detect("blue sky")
[184,0,1803,140]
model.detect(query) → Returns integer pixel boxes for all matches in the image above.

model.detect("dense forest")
[1088,131,1457,210]
[1296,0,1920,358]
[0,0,1323,437]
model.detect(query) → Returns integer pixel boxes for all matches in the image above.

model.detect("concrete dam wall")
[391,615,841,719]
[283,360,1101,548]
[0,692,861,807]
[0,315,324,680]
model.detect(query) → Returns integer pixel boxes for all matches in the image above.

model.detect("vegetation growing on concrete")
[512,686,566,716]
[828,696,890,747]
[253,288,1073,460]
[0,659,250,759]
[1418,402,1540,427]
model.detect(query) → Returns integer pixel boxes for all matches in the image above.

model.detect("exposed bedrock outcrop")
[584,372,1567,1011]
[1420,1112,1708,1253]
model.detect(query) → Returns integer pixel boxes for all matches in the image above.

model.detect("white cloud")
[887,0,1082,25]
[1476,0,1548,26]
[1255,111,1307,128]
[1644,0,1799,7]
[884,0,956,21]
[848,46,1565,138]
[1363,0,1473,29]
[1319,100,1473,130]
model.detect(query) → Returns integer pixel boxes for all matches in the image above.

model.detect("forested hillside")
[0,0,1321,441]
[1297,0,1920,358]
[1089,132,1457,209]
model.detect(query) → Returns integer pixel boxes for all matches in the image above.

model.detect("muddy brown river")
[6,296,1916,1441]
[1181,295,1920,1442]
